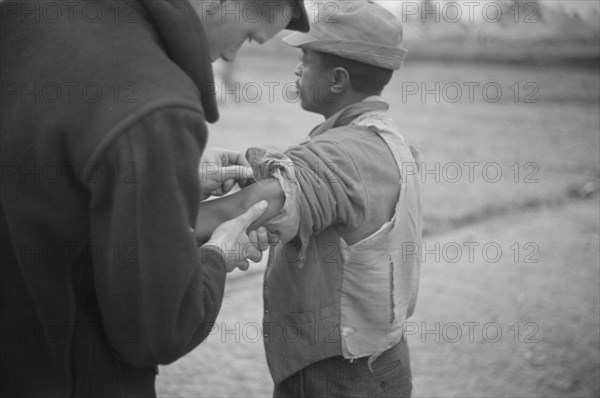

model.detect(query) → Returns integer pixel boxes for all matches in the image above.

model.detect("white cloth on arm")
[245,148,301,245]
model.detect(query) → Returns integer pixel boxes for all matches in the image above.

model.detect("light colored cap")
[283,0,407,70]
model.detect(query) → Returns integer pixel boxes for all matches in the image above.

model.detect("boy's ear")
[331,67,351,94]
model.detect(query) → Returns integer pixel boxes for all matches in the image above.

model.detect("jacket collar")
[140,0,219,123]
[309,98,389,138]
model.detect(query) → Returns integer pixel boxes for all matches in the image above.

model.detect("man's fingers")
[234,200,268,229]
[211,188,224,197]
[230,260,250,272]
[210,179,236,197]
[220,165,252,180]
[248,230,258,246]
[245,245,263,263]
[220,165,253,186]
[245,232,262,263]
[237,260,250,272]
[231,151,250,168]
[256,227,269,251]
[267,230,280,246]
[203,148,249,169]
[199,148,219,165]
[222,179,236,194]
[218,149,250,167]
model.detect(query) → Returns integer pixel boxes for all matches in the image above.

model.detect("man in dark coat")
[0,1,308,396]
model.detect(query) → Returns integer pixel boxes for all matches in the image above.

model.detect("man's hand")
[199,148,253,200]
[204,200,273,272]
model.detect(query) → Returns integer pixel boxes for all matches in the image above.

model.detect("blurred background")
[157,1,600,396]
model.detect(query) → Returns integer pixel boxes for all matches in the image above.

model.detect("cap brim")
[286,0,310,33]
[283,33,407,70]
[282,31,317,48]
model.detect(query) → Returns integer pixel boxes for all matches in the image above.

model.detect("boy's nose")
[294,63,302,77]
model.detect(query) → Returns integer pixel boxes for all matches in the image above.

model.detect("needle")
[252,175,263,187]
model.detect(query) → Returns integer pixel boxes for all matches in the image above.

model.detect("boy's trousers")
[272,339,412,398]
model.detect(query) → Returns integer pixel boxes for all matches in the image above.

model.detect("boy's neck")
[319,92,376,119]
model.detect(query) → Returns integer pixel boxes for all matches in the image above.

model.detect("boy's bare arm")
[195,178,286,244]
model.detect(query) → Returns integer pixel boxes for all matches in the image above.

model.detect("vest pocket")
[341,250,392,330]
[283,306,339,344]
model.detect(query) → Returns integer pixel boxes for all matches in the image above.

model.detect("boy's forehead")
[301,49,317,59]
[300,49,322,64]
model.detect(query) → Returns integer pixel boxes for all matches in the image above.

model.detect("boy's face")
[294,50,335,115]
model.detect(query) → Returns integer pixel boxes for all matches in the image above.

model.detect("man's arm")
[89,108,235,367]
[195,177,285,243]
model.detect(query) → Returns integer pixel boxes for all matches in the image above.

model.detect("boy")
[197,1,422,396]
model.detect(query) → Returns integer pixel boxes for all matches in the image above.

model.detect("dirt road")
[156,197,599,397]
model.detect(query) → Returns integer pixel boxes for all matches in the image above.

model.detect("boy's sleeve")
[245,148,301,244]
[88,107,226,367]
[248,135,370,250]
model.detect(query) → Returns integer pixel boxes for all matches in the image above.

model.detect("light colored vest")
[340,110,422,360]
[262,107,422,383]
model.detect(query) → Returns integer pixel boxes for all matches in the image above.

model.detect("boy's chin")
[299,100,322,115]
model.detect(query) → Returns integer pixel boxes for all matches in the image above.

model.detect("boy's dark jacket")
[1,1,225,396]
